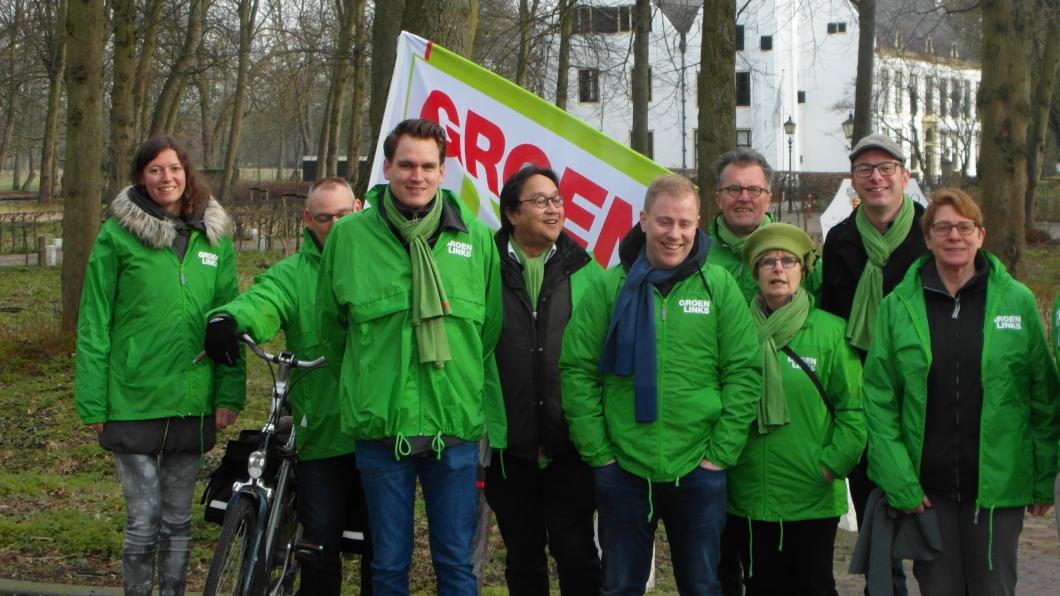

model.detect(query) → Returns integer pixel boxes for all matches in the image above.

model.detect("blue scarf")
[598,249,680,423]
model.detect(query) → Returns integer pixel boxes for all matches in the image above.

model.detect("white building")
[559,0,980,177]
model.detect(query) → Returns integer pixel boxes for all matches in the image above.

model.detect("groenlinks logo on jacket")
[788,355,817,371]
[679,298,711,315]
[198,251,219,267]
[447,240,473,258]
[994,315,1022,331]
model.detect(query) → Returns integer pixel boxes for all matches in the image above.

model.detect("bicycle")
[200,334,326,596]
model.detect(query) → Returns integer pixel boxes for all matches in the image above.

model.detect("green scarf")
[846,197,914,351]
[510,241,547,309]
[716,213,767,259]
[751,287,810,433]
[383,186,452,367]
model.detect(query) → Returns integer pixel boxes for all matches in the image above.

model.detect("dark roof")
[875,0,981,65]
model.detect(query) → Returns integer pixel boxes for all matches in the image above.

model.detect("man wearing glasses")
[485,165,603,595]
[203,177,371,595]
[820,133,929,596]
[708,148,820,303]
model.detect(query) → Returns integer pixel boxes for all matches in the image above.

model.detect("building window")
[909,74,919,115]
[797,90,806,104]
[827,22,847,34]
[736,129,752,148]
[950,79,961,118]
[880,70,890,113]
[894,71,903,113]
[925,76,935,115]
[629,130,654,159]
[573,4,634,34]
[760,35,773,51]
[736,25,744,51]
[938,78,948,116]
[578,68,599,103]
[736,71,751,106]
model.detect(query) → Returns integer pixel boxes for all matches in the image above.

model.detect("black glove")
[204,316,240,367]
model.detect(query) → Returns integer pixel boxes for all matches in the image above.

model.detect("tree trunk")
[0,0,22,182]
[132,0,165,140]
[220,0,260,200]
[697,0,737,223]
[402,0,478,58]
[364,0,405,195]
[12,152,22,190]
[61,0,106,334]
[316,91,333,177]
[39,0,67,204]
[345,0,369,187]
[515,0,531,87]
[21,149,36,191]
[149,0,206,136]
[1024,3,1059,228]
[198,50,213,166]
[322,0,359,179]
[554,0,573,109]
[852,0,876,145]
[979,0,1032,275]
[630,0,651,157]
[108,0,137,198]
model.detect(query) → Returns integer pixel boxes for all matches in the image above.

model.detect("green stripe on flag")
[421,44,668,187]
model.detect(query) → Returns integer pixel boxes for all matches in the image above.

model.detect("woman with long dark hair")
[74,136,245,595]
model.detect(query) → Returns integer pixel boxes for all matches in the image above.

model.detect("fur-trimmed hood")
[108,186,233,249]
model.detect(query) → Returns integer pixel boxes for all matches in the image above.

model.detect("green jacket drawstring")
[746,517,755,578]
[394,433,412,460]
[986,506,995,570]
[431,431,446,460]
[777,519,784,552]
[646,479,654,523]
[498,448,508,479]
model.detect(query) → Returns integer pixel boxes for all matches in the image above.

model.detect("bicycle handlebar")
[193,333,327,370]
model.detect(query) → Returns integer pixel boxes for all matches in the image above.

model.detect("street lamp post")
[783,116,796,216]
[842,112,855,149]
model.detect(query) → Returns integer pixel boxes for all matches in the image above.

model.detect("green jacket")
[317,185,506,448]
[211,229,354,461]
[706,215,821,303]
[863,253,1060,511]
[75,188,246,425]
[727,308,866,521]
[559,259,762,482]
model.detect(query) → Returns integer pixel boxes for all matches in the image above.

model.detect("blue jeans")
[356,440,478,596]
[596,462,727,596]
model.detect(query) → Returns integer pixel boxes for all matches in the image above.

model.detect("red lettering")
[420,90,463,165]
[464,110,506,196]
[558,168,608,249]
[502,144,552,182]
[593,196,635,266]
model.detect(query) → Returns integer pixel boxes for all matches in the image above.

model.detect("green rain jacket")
[211,228,354,461]
[863,253,1060,511]
[706,214,821,303]
[727,308,866,521]
[317,185,506,449]
[75,187,246,425]
[560,243,762,482]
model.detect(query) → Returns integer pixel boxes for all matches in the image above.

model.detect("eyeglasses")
[758,256,801,270]
[929,221,979,237]
[310,209,354,223]
[852,161,901,178]
[520,193,564,209]
[719,185,770,198]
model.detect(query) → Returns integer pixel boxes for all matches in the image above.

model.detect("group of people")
[74,121,1058,596]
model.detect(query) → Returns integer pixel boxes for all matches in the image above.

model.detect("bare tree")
[61,0,106,334]
[150,0,208,136]
[109,0,138,198]
[402,0,479,58]
[852,0,876,144]
[978,0,1032,274]
[345,0,370,187]
[365,0,406,195]
[1025,0,1059,227]
[31,0,65,204]
[318,0,360,178]
[220,0,260,199]
[698,0,737,223]
[554,0,573,108]
[132,0,165,140]
[0,0,24,181]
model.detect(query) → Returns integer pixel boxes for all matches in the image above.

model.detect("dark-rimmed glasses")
[520,194,564,209]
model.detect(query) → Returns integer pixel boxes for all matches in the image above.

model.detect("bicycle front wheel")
[204,496,260,596]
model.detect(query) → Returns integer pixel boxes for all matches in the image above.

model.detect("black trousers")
[728,515,840,596]
[484,450,601,596]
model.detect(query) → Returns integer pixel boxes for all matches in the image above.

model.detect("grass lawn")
[0,245,1057,593]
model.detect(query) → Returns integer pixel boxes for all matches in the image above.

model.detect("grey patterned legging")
[114,452,201,596]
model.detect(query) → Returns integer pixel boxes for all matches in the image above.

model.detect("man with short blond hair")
[561,174,761,594]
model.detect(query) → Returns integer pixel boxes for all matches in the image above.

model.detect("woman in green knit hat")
[724,223,867,595]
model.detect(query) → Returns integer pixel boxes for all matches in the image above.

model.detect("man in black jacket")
[485,165,603,596]
[821,133,929,596]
